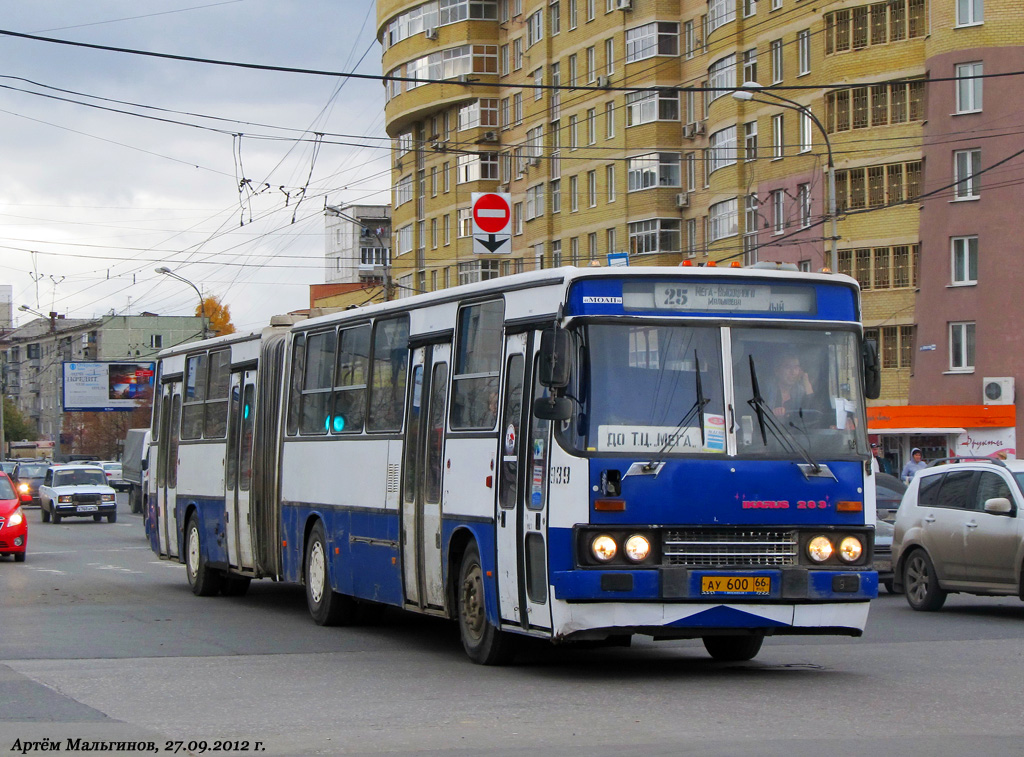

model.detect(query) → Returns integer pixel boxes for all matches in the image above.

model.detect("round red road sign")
[472,193,511,234]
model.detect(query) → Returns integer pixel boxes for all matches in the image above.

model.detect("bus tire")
[185,513,223,597]
[457,543,515,665]
[304,521,355,626]
[703,633,765,662]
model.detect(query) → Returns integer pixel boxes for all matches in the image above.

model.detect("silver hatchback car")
[892,457,1024,610]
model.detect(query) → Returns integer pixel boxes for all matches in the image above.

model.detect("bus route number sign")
[700,575,771,595]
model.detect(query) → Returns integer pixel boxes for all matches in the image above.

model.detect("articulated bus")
[147,266,882,664]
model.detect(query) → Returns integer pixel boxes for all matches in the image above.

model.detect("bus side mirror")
[534,396,572,421]
[538,327,571,389]
[862,338,881,400]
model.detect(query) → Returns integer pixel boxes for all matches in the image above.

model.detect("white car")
[100,461,128,492]
[38,464,118,524]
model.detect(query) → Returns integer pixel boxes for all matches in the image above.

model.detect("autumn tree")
[2,397,37,444]
[65,401,152,460]
[198,295,235,337]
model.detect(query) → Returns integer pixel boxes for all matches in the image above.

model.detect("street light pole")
[733,83,838,273]
[155,267,210,339]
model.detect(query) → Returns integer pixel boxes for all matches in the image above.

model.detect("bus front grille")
[662,529,799,567]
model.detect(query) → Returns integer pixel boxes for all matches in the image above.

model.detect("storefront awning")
[867,404,1015,431]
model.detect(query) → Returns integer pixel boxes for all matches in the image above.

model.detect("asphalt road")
[2,496,1024,756]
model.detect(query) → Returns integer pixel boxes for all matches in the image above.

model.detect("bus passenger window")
[368,317,410,432]
[300,331,337,435]
[451,300,504,430]
[204,349,231,438]
[331,325,370,434]
[286,334,305,436]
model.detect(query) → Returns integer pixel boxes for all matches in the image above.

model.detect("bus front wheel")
[304,521,355,626]
[185,513,223,597]
[457,543,515,665]
[702,633,765,662]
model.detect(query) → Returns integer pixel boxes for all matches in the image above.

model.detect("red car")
[0,473,27,562]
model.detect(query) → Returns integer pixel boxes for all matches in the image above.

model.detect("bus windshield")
[579,323,867,458]
[731,326,868,458]
[583,323,727,455]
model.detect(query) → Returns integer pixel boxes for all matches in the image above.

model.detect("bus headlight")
[807,536,834,563]
[838,536,864,563]
[591,535,617,562]
[623,534,651,562]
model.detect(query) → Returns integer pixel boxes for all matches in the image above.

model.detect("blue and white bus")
[147,266,881,664]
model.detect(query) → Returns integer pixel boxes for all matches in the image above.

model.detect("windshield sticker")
[597,425,725,454]
[704,414,726,452]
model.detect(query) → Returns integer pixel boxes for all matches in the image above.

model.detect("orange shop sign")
[867,405,1015,430]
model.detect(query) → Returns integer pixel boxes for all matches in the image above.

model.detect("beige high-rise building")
[377,0,936,410]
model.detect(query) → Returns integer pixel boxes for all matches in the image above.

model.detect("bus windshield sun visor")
[747,355,822,475]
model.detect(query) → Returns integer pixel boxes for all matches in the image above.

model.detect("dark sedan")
[13,462,49,507]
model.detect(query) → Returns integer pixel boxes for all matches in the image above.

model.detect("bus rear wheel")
[185,513,223,597]
[304,521,355,626]
[703,633,765,662]
[457,543,515,665]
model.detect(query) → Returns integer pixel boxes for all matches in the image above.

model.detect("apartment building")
[0,314,205,449]
[377,0,1022,459]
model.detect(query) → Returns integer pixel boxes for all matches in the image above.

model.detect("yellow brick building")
[375,0,935,406]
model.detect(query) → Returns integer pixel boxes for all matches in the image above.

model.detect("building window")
[708,126,737,173]
[742,48,757,84]
[586,170,597,207]
[743,120,758,161]
[825,0,927,52]
[394,175,413,206]
[397,224,414,253]
[458,99,500,130]
[744,0,757,17]
[951,236,978,285]
[684,152,696,191]
[570,175,579,212]
[513,38,523,70]
[956,0,983,26]
[605,38,615,75]
[797,29,811,75]
[150,334,163,349]
[628,219,681,255]
[771,114,784,159]
[457,209,472,237]
[955,62,983,113]
[627,153,681,191]
[684,20,695,59]
[526,10,544,46]
[625,22,680,63]
[707,54,736,104]
[525,184,546,220]
[605,101,615,139]
[457,260,501,285]
[456,152,498,183]
[799,111,813,152]
[771,190,785,233]
[838,244,919,288]
[586,46,596,82]
[825,80,926,132]
[607,227,617,255]
[606,163,616,202]
[797,183,811,227]
[586,108,596,144]
[954,149,981,199]
[770,39,783,83]
[550,178,561,213]
[708,197,739,242]
[707,0,736,33]
[949,322,976,371]
[625,90,679,125]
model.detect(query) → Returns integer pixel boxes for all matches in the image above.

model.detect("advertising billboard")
[62,361,156,412]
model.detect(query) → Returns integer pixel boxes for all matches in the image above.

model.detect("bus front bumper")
[551,567,878,603]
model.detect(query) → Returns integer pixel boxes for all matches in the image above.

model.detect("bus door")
[496,332,552,631]
[224,370,257,570]
[401,343,450,611]
[156,382,182,559]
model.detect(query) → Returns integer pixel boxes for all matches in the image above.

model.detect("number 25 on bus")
[146,265,882,664]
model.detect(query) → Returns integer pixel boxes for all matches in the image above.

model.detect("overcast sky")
[0,1,388,332]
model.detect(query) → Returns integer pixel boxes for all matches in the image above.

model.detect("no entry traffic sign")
[472,192,512,236]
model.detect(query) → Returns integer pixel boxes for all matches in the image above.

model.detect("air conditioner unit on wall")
[425,27,439,40]
[596,75,610,88]
[983,377,1015,405]
[676,193,689,208]
[616,0,633,9]
[683,123,696,139]
[694,121,706,135]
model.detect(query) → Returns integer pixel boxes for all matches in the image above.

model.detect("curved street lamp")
[732,82,838,273]
[155,267,210,339]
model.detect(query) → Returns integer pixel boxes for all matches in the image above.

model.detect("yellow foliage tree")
[198,295,235,337]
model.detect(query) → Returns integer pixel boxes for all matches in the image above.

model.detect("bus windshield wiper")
[643,349,709,469]
[747,355,821,474]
